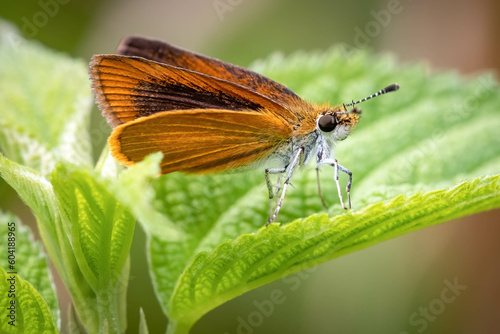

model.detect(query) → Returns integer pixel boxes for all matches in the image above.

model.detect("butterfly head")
[316,107,361,141]
[316,83,400,141]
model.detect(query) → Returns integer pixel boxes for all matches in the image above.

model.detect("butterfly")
[89,36,399,225]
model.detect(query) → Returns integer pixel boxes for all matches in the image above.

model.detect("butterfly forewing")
[117,36,302,108]
[90,55,298,127]
[110,109,293,174]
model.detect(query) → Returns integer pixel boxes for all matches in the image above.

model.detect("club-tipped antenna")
[344,83,399,107]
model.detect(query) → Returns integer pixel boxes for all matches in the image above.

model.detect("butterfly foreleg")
[318,159,352,210]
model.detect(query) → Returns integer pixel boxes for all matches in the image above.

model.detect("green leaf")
[0,21,93,176]
[0,156,96,332]
[51,164,134,292]
[0,156,90,331]
[148,172,264,318]
[0,154,63,271]
[0,211,60,328]
[137,48,500,332]
[108,152,184,241]
[0,21,145,333]
[50,164,135,333]
[0,267,58,334]
[0,154,135,333]
[169,175,500,326]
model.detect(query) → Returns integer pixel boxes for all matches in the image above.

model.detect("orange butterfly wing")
[89,41,317,174]
[117,36,303,108]
[109,109,293,174]
[90,55,298,127]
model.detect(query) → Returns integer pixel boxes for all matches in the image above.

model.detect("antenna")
[344,83,399,107]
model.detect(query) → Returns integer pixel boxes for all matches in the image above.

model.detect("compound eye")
[318,114,337,132]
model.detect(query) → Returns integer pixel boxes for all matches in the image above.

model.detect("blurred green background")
[1,0,499,333]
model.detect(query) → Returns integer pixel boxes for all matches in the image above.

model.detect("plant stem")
[166,320,192,334]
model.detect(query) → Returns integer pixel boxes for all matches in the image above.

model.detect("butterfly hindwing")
[109,109,293,174]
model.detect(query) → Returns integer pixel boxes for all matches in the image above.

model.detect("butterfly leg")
[266,148,304,226]
[265,167,286,219]
[318,159,352,210]
[316,167,329,209]
[337,163,353,209]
